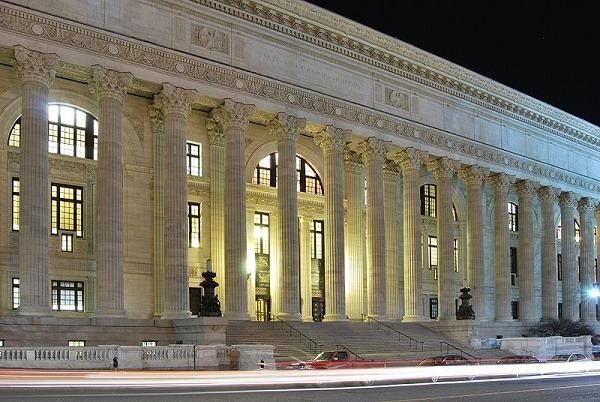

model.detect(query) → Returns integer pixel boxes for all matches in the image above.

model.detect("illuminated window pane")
[428,236,438,270]
[51,183,83,237]
[188,202,201,248]
[253,152,323,195]
[421,184,437,217]
[8,122,20,147]
[12,278,20,309]
[454,239,459,272]
[254,212,270,255]
[186,142,201,176]
[508,202,519,231]
[12,178,20,231]
[142,341,157,347]
[61,233,73,252]
[60,106,75,125]
[52,280,84,312]
[48,105,59,122]
[310,219,324,260]
[75,110,86,128]
[69,340,86,347]
[48,124,59,154]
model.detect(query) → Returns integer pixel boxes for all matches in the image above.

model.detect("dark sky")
[305,1,599,127]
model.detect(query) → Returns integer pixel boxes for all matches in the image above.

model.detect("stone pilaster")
[578,197,596,322]
[384,162,402,320]
[154,83,198,319]
[269,113,306,321]
[314,126,350,321]
[89,65,132,317]
[207,115,226,312]
[214,99,255,320]
[344,150,366,320]
[389,148,428,322]
[538,186,560,320]
[358,138,387,320]
[559,191,579,321]
[516,180,538,321]
[458,165,489,321]
[427,157,460,320]
[488,173,516,321]
[14,46,58,316]
[149,105,165,317]
[299,216,313,321]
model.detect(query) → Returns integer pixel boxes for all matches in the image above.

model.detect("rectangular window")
[12,278,20,310]
[453,238,458,272]
[68,340,86,347]
[0,340,4,347]
[557,254,562,281]
[508,203,519,232]
[429,297,438,319]
[51,183,83,237]
[188,202,201,248]
[310,220,324,260]
[510,247,518,286]
[511,301,519,319]
[61,233,73,252]
[558,302,563,319]
[428,236,438,280]
[142,341,157,347]
[421,184,437,217]
[254,212,270,255]
[12,178,19,231]
[52,280,84,312]
[186,142,202,176]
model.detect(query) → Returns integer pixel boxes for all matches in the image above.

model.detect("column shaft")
[385,167,402,320]
[300,216,313,321]
[516,181,537,321]
[560,192,579,320]
[539,187,559,320]
[578,198,595,321]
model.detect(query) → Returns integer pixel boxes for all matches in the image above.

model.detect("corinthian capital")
[538,186,560,202]
[314,126,350,156]
[206,115,224,147]
[356,137,387,164]
[268,113,306,143]
[577,197,596,217]
[427,156,460,180]
[388,147,428,173]
[558,191,578,209]
[515,180,539,198]
[14,45,59,87]
[148,104,164,135]
[89,65,133,102]
[212,98,255,131]
[154,83,198,116]
[486,172,516,193]
[458,164,489,185]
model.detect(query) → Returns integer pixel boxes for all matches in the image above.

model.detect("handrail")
[335,344,363,360]
[362,314,424,352]
[269,313,322,354]
[439,341,477,359]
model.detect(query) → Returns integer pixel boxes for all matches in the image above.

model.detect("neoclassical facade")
[0,0,599,345]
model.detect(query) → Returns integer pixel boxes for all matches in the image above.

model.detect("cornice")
[0,4,599,195]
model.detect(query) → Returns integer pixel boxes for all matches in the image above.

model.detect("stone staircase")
[226,320,510,365]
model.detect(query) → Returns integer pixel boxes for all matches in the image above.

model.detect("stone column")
[427,157,460,320]
[538,186,560,320]
[597,206,600,286]
[14,46,58,315]
[207,115,226,311]
[314,127,350,321]
[358,138,387,320]
[458,165,489,321]
[149,105,165,317]
[559,191,579,321]
[299,216,313,321]
[344,150,366,320]
[516,180,538,321]
[215,99,255,320]
[89,66,132,317]
[154,83,198,319]
[269,113,306,321]
[389,148,428,322]
[578,197,596,322]
[488,173,516,321]
[384,162,402,320]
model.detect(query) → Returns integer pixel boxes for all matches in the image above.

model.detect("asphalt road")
[3,372,600,402]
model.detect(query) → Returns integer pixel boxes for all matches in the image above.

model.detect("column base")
[437,316,456,321]
[17,306,52,316]
[161,311,192,320]
[402,315,426,322]
[278,312,302,321]
[302,315,314,322]
[323,314,347,322]
[226,311,251,321]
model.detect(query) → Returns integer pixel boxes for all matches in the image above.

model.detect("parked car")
[550,353,590,362]
[291,350,386,370]
[496,355,542,364]
[418,354,471,366]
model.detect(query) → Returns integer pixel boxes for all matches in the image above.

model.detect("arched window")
[508,202,518,232]
[252,152,323,195]
[8,104,98,160]
[420,184,436,217]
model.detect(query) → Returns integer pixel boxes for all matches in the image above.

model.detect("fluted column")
[300,216,313,321]
[458,165,489,321]
[215,99,255,320]
[559,191,579,321]
[89,66,132,317]
[207,116,226,311]
[154,83,198,319]
[539,186,560,320]
[578,197,596,322]
[428,157,460,320]
[488,173,516,321]
[314,127,349,321]
[149,105,165,317]
[389,148,428,322]
[344,150,366,320]
[269,113,306,321]
[516,180,538,321]
[358,138,387,320]
[384,162,402,320]
[15,46,58,315]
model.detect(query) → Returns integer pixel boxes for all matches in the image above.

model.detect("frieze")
[188,179,211,198]
[0,4,598,195]
[384,88,409,112]
[191,23,229,54]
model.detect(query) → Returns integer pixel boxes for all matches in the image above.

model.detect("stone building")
[0,0,598,346]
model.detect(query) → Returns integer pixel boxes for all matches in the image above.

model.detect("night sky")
[305,1,599,127]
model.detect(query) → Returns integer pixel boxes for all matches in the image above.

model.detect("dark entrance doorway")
[256,296,271,321]
[189,287,201,316]
[312,297,325,322]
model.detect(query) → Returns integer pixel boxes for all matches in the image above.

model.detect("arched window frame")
[251,152,323,195]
